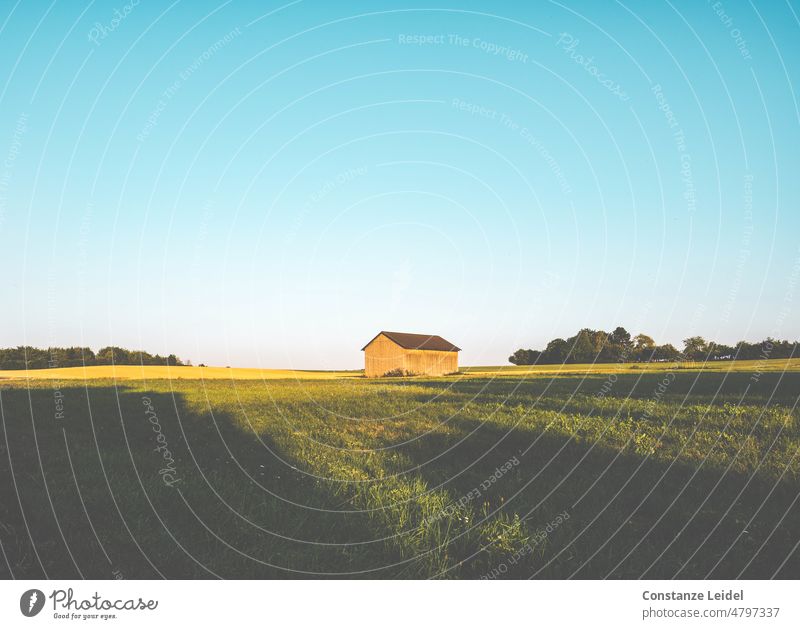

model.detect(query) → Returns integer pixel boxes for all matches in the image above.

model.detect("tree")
[682,336,708,361]
[542,338,569,363]
[507,332,798,367]
[735,340,758,360]
[633,334,656,361]
[654,343,680,361]
[568,329,598,363]
[96,346,133,364]
[166,354,183,366]
[508,349,541,365]
[0,346,185,370]
[602,326,632,361]
[609,326,632,347]
[710,343,734,360]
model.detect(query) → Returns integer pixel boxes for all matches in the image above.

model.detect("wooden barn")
[362,331,460,377]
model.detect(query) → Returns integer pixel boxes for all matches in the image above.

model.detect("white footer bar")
[1,580,797,628]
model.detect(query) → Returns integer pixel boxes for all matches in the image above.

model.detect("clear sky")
[0,1,798,369]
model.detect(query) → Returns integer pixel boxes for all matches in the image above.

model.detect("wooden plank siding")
[363,333,407,377]
[363,333,458,377]
[402,348,458,376]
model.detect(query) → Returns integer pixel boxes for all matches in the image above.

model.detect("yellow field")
[0,364,359,381]
[0,357,798,381]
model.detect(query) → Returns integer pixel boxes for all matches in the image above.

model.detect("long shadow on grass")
[0,384,410,579]
[385,388,800,579]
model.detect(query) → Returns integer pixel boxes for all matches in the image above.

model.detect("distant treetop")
[0,346,184,370]
[509,328,797,365]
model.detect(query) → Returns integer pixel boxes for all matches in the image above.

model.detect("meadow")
[1,362,798,579]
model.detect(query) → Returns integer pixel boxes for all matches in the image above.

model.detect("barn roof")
[362,331,461,352]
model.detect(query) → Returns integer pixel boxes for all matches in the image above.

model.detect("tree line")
[509,327,798,365]
[0,346,184,370]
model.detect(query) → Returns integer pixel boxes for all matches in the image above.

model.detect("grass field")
[1,362,798,579]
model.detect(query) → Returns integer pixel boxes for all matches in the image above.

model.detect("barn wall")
[403,349,458,376]
[364,334,458,377]
[363,334,406,377]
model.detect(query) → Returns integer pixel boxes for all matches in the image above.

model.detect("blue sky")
[0,0,798,368]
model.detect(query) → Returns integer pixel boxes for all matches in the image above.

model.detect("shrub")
[382,368,417,377]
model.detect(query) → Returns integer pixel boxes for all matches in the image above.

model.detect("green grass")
[1,367,798,579]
